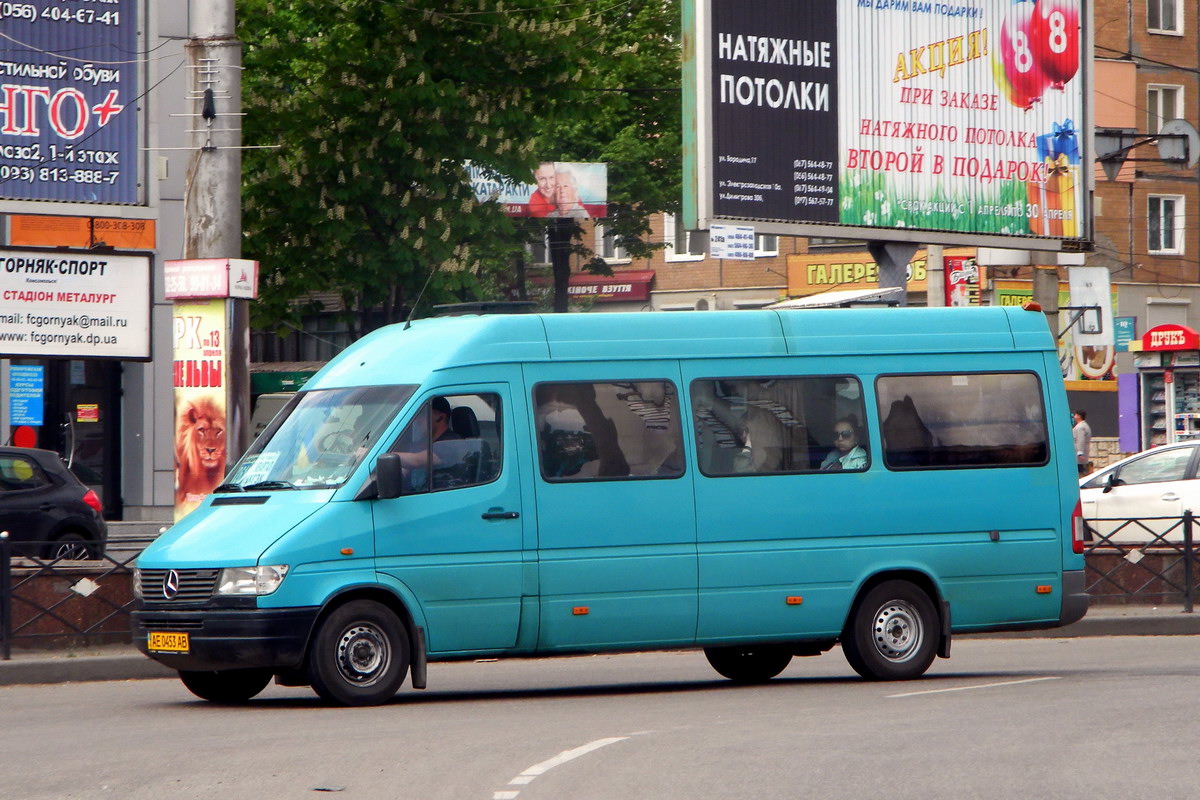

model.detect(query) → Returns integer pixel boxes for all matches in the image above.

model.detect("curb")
[0,652,174,687]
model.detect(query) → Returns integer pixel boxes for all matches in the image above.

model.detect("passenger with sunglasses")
[820,415,868,471]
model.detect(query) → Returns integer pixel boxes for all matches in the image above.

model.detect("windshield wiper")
[242,480,298,491]
[212,483,245,493]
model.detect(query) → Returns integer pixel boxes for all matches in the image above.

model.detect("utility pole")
[186,2,241,260]
[183,1,251,461]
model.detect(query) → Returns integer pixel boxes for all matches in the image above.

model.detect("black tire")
[44,531,92,561]
[179,668,273,703]
[307,600,410,706]
[841,580,938,681]
[704,645,793,684]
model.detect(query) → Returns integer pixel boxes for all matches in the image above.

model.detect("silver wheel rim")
[55,541,87,560]
[870,599,924,663]
[335,623,389,686]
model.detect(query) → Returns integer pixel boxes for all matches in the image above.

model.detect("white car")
[1079,442,1200,544]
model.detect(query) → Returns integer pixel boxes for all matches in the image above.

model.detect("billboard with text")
[469,161,607,219]
[0,248,150,358]
[685,0,1089,250]
[0,0,140,204]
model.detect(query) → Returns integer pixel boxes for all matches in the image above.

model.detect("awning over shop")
[764,286,904,309]
[567,270,656,303]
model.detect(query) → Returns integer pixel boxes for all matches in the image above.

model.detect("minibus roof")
[305,306,1051,389]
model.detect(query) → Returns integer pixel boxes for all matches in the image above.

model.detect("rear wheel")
[179,668,273,703]
[841,580,938,681]
[307,600,410,706]
[704,645,793,683]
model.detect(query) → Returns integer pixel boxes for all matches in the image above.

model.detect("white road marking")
[493,736,631,799]
[888,676,1060,698]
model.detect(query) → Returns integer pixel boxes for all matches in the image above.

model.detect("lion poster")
[173,299,228,521]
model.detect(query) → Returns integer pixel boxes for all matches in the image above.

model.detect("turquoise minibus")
[132,306,1087,705]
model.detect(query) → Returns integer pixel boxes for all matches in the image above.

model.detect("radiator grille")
[139,569,219,602]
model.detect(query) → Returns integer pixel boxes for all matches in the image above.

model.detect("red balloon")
[1032,0,1080,88]
[999,2,1050,110]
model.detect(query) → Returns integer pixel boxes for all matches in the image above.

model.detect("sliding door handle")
[481,510,519,520]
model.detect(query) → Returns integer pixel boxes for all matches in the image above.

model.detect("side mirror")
[376,453,404,500]
[1102,471,1120,494]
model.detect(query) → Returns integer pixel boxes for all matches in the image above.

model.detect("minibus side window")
[533,381,685,481]
[691,376,869,476]
[388,393,502,493]
[875,372,1049,469]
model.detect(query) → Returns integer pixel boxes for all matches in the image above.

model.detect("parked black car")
[0,447,108,559]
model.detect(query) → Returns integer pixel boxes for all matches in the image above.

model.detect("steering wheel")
[319,431,356,455]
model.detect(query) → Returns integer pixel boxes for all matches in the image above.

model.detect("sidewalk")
[2,605,1198,687]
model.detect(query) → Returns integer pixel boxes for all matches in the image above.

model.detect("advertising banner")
[689,0,1088,245]
[8,365,44,426]
[0,0,140,204]
[0,248,150,358]
[173,299,228,521]
[469,161,607,219]
[709,224,756,259]
[944,254,982,306]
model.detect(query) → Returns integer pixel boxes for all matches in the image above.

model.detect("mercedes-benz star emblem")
[163,570,180,600]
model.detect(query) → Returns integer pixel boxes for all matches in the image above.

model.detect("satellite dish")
[1158,119,1200,168]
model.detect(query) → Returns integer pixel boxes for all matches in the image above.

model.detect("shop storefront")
[1126,324,1200,451]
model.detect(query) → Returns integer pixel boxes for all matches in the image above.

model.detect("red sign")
[164,259,260,300]
[566,270,655,303]
[1141,324,1200,352]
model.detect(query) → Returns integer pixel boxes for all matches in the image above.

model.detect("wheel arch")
[843,568,951,656]
[309,583,426,688]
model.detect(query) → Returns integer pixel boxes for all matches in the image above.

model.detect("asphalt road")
[3,636,1199,800]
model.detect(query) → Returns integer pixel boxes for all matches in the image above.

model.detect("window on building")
[527,231,551,265]
[663,213,704,262]
[754,234,779,257]
[691,376,868,476]
[875,373,1048,469]
[1148,85,1183,133]
[1147,0,1181,33]
[534,381,684,480]
[1148,195,1184,254]
[596,223,629,263]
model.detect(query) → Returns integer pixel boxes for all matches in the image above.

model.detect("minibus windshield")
[220,385,416,491]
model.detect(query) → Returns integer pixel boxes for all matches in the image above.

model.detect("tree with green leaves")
[241,0,684,330]
[240,0,606,336]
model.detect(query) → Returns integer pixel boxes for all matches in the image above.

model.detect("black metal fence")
[3,515,1198,658]
[1083,511,1198,612]
[0,531,159,660]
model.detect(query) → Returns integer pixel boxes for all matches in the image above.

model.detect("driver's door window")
[390,394,501,494]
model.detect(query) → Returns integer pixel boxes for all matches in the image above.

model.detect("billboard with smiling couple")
[684,0,1090,250]
[469,162,608,219]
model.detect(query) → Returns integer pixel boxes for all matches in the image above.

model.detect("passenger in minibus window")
[821,415,867,471]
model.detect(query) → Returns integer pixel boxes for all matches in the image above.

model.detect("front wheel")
[179,668,273,703]
[704,645,793,684]
[307,600,410,706]
[841,580,938,681]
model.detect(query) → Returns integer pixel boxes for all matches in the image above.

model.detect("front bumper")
[131,606,319,672]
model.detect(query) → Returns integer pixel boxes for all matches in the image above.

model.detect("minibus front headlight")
[216,565,289,596]
[132,567,142,600]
